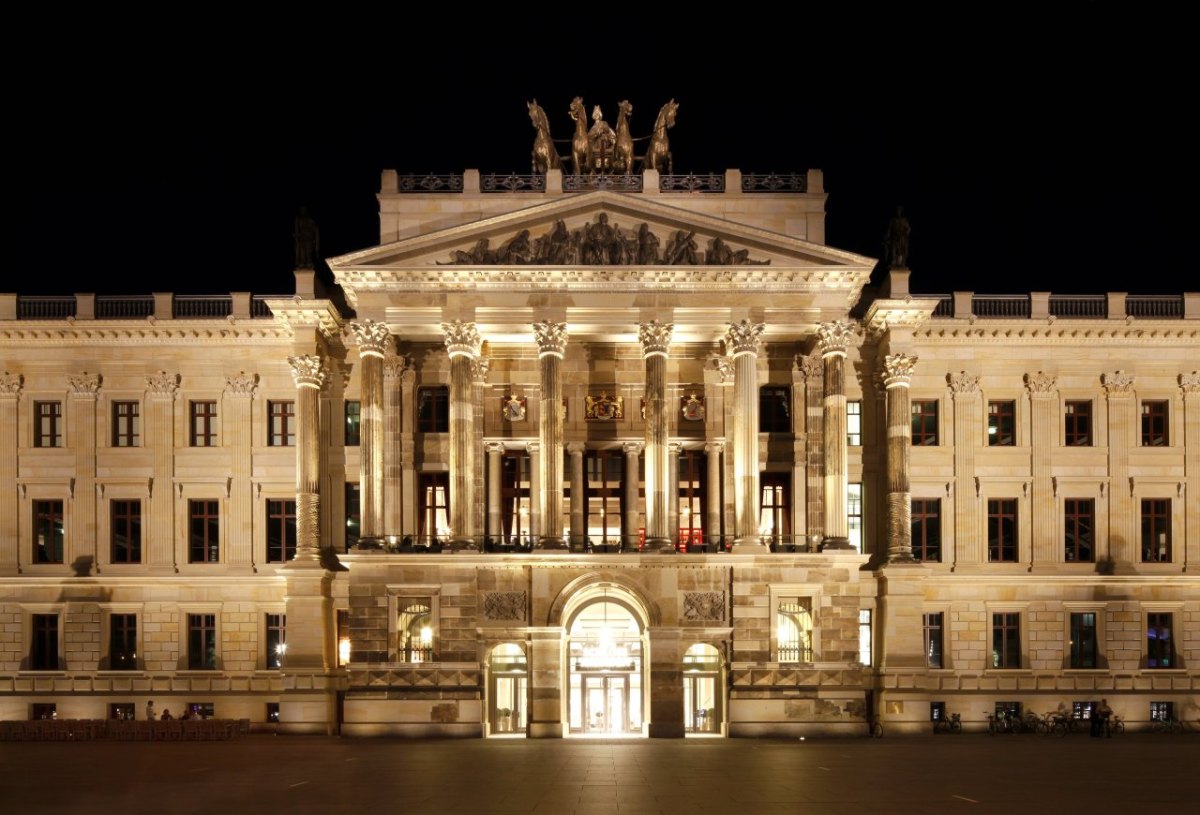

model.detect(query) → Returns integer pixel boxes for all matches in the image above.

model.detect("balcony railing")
[972,294,1031,318]
[173,295,233,318]
[480,173,545,192]
[1126,295,1183,318]
[250,295,274,318]
[741,172,807,192]
[563,174,643,192]
[350,533,818,555]
[659,173,725,192]
[17,296,76,319]
[396,173,464,192]
[96,295,154,319]
[927,294,954,317]
[1050,294,1107,318]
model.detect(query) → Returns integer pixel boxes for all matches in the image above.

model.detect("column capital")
[485,441,507,454]
[638,320,674,358]
[816,320,857,357]
[350,319,392,358]
[287,355,326,390]
[726,319,764,356]
[704,440,724,454]
[532,320,568,358]
[145,370,180,398]
[709,355,734,383]
[667,440,683,455]
[0,372,23,398]
[442,320,481,359]
[947,371,980,396]
[525,440,541,454]
[1181,371,1200,395]
[566,442,586,456]
[224,371,259,398]
[1025,371,1058,395]
[1103,370,1135,395]
[471,357,491,383]
[796,353,823,382]
[883,354,918,389]
[622,441,644,455]
[67,371,101,397]
[383,354,415,381]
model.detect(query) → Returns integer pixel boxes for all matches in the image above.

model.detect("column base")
[642,537,676,554]
[886,550,919,565]
[648,722,686,738]
[446,537,479,552]
[820,536,855,551]
[527,722,563,738]
[355,536,387,551]
[535,537,569,551]
[731,536,769,553]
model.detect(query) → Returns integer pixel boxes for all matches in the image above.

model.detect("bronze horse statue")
[613,100,634,175]
[641,99,678,174]
[527,99,562,175]
[568,97,592,175]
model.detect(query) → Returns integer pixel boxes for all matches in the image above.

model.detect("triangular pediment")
[330,190,872,272]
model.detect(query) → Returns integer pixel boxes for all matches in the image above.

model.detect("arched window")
[776,600,812,663]
[398,601,433,662]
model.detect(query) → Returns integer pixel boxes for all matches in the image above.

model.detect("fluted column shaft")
[667,442,682,549]
[527,441,541,542]
[949,373,981,565]
[0,374,19,574]
[289,356,325,563]
[623,442,642,551]
[727,320,764,550]
[640,321,674,552]
[1027,373,1058,567]
[884,355,917,562]
[443,321,481,550]
[705,442,723,549]
[817,322,854,550]
[1183,374,1200,572]
[486,442,504,545]
[1105,372,1136,565]
[352,321,390,541]
[568,443,586,547]
[534,322,568,550]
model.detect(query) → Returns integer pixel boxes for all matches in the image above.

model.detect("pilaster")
[801,354,825,545]
[486,442,505,545]
[1026,372,1058,568]
[567,442,586,548]
[949,372,981,567]
[1104,371,1136,566]
[527,626,565,738]
[622,441,642,551]
[883,354,917,563]
[68,372,100,573]
[383,355,411,537]
[647,627,685,738]
[222,372,256,572]
[0,373,21,574]
[1180,372,1199,571]
[145,372,181,572]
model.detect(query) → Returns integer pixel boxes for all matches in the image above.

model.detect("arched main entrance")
[565,591,646,736]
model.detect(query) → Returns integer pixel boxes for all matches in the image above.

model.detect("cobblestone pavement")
[1,733,1197,814]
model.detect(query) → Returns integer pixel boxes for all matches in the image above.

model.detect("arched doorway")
[487,643,528,736]
[566,591,646,736]
[683,643,723,735]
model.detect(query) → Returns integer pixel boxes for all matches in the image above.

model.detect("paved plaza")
[1,733,1197,814]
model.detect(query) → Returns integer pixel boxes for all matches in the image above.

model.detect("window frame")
[111,400,140,447]
[187,499,221,564]
[265,613,287,670]
[185,612,219,671]
[33,400,63,448]
[990,611,1022,669]
[344,400,361,446]
[189,400,218,447]
[344,482,361,550]
[265,498,297,563]
[1140,400,1168,447]
[30,612,61,671]
[987,498,1019,563]
[1068,611,1099,669]
[758,386,791,434]
[911,497,941,562]
[267,400,295,447]
[775,597,814,664]
[987,400,1016,447]
[417,386,450,434]
[911,399,939,446]
[110,498,142,564]
[1146,612,1174,669]
[1140,498,1172,563]
[32,499,65,564]
[1063,498,1095,563]
[1064,400,1092,446]
[923,611,944,669]
[108,612,139,671]
[846,399,862,446]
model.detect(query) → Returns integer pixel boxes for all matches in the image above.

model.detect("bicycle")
[868,720,883,738]
[1152,716,1184,735]
[1108,715,1125,735]
[1044,712,1069,738]
[933,713,962,735]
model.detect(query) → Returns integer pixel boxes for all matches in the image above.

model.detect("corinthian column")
[533,321,568,550]
[727,319,765,551]
[288,356,326,563]
[819,321,855,550]
[443,321,481,551]
[486,442,505,548]
[351,320,390,544]
[622,442,643,551]
[640,320,675,553]
[883,354,917,562]
[705,442,723,551]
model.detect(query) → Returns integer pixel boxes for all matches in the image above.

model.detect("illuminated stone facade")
[1,167,1197,737]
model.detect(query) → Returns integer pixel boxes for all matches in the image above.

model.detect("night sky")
[10,31,1190,302]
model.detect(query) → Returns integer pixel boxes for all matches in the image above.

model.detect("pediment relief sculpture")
[440,214,769,267]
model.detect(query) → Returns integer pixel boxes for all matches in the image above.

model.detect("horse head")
[617,99,633,121]
[656,99,678,131]
[569,97,587,125]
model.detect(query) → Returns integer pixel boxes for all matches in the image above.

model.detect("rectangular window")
[266,499,297,563]
[1069,612,1098,669]
[911,400,938,445]
[1140,401,1168,446]
[344,400,361,446]
[345,483,361,550]
[911,498,941,562]
[109,703,135,721]
[846,400,862,446]
[31,703,57,720]
[34,401,62,448]
[991,612,1021,668]
[265,613,286,670]
[1073,701,1094,720]
[859,609,873,667]
[987,400,1016,446]
[418,474,449,543]
[1064,499,1095,563]
[1147,613,1173,669]
[923,612,944,669]
[185,702,215,719]
[33,499,65,564]
[1064,400,1092,446]
[110,499,142,564]
[267,702,280,723]
[776,598,812,663]
[931,701,946,722]
[397,598,434,662]
[758,473,790,544]
[187,614,217,670]
[188,500,220,563]
[847,483,863,552]
[1141,499,1171,562]
[112,401,140,447]
[337,609,351,667]
[417,386,449,433]
[268,401,295,447]
[1150,701,1173,722]
[987,499,1019,562]
[31,614,60,670]
[759,386,791,434]
[189,401,218,447]
[109,613,138,671]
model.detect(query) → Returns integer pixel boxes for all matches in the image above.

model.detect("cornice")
[913,323,1200,344]
[0,324,295,345]
[261,298,346,341]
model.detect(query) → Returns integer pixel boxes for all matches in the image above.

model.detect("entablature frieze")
[0,325,296,345]
[913,325,1200,344]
